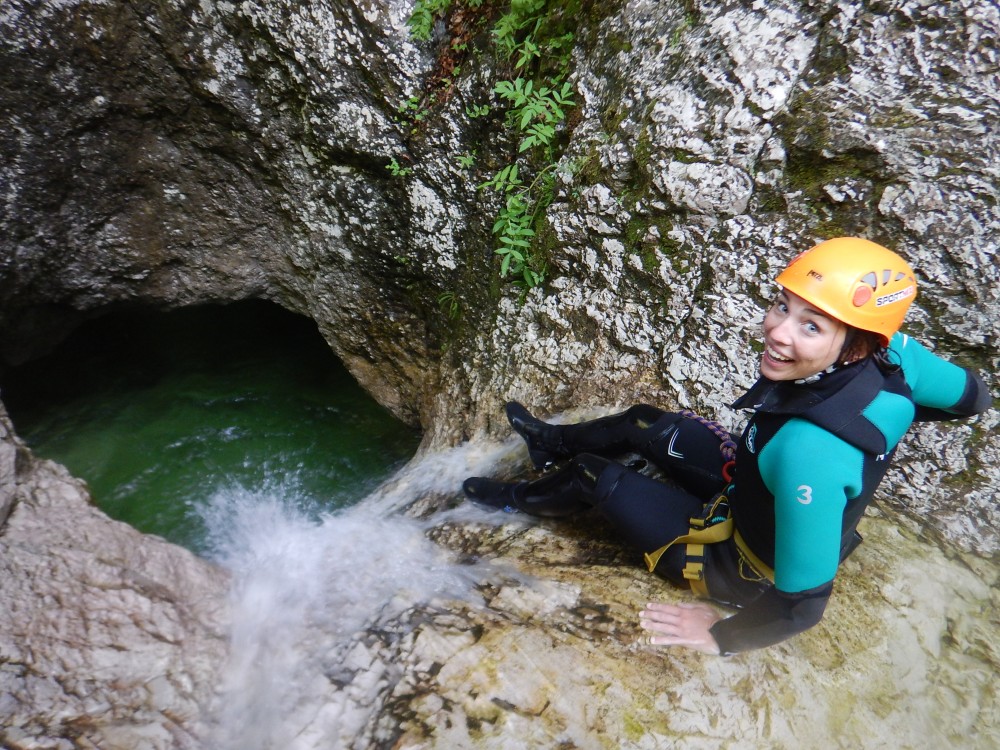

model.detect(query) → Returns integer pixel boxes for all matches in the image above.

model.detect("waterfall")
[200,440,524,749]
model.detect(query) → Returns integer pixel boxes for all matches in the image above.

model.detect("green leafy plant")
[398,95,429,122]
[493,193,540,284]
[466,103,492,118]
[479,0,578,288]
[479,162,523,193]
[437,291,461,319]
[495,78,575,152]
[407,0,580,290]
[492,0,547,55]
[457,151,477,169]
[407,0,452,41]
[387,158,412,177]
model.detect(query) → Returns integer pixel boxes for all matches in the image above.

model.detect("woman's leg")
[641,415,732,498]
[585,456,705,584]
[464,453,705,586]
[462,462,591,518]
[507,402,667,467]
[507,402,730,499]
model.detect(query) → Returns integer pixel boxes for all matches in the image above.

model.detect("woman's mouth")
[764,345,793,364]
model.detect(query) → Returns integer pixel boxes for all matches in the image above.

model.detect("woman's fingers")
[638,601,723,655]
[639,601,703,624]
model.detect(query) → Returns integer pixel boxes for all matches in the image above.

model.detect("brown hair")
[841,328,898,372]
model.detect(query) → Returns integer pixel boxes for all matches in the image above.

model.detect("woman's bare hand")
[639,601,723,655]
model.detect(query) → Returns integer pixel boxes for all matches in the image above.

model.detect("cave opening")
[0,300,421,553]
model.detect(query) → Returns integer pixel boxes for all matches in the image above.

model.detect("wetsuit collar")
[731,359,869,414]
[731,358,890,454]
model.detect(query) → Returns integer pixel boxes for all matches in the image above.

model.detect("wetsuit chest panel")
[733,412,783,566]
[862,390,914,451]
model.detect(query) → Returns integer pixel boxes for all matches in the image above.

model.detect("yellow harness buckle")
[643,492,736,598]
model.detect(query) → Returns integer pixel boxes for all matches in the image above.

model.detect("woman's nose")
[768,317,794,343]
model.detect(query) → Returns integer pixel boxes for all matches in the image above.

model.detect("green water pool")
[0,301,421,553]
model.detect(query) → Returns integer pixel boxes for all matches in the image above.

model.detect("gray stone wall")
[1,1,997,747]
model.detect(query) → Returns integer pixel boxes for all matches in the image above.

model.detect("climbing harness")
[643,491,733,598]
[643,491,777,597]
[733,529,774,583]
[641,410,744,597]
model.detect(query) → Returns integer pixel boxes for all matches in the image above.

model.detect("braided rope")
[679,409,737,463]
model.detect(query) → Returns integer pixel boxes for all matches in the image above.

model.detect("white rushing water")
[198,440,524,750]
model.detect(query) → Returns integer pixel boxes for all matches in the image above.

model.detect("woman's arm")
[891,333,993,419]
[708,583,832,654]
[913,370,991,420]
[704,421,855,654]
[637,584,833,655]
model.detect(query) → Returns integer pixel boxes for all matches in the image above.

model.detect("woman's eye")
[804,322,819,334]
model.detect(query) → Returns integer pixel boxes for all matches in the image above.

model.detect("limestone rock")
[377,506,999,750]
[215,448,999,750]
[0,0,998,748]
[0,405,230,749]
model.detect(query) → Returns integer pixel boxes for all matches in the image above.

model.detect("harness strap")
[733,529,775,582]
[643,519,734,572]
[644,493,777,597]
[643,519,734,595]
[644,492,733,597]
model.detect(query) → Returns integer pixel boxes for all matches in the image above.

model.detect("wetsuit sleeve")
[710,421,863,654]
[710,583,832,655]
[890,333,993,420]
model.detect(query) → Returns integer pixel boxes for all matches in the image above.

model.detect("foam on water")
[200,439,523,749]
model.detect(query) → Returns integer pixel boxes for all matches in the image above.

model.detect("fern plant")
[407,0,579,290]
[407,0,452,41]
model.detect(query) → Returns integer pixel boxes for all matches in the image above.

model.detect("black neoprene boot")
[462,477,523,513]
[506,401,568,469]
[463,453,615,518]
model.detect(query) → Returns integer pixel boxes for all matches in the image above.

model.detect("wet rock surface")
[380,507,999,750]
[245,449,999,750]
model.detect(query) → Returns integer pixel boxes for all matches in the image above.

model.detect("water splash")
[200,439,525,749]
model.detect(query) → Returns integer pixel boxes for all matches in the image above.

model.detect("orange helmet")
[775,237,917,345]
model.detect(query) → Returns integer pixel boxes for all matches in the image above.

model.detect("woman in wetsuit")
[462,238,992,655]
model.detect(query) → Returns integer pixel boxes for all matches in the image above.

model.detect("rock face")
[0,404,230,748]
[1,0,998,748]
[385,500,1000,750]
[2,0,996,543]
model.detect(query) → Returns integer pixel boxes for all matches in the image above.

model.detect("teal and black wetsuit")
[707,333,990,653]
[477,334,990,653]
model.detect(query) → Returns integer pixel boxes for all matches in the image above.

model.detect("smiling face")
[760,290,848,381]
